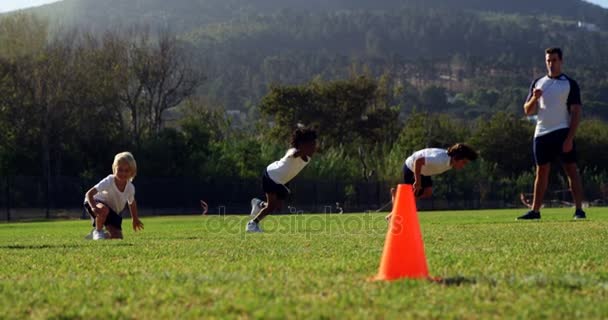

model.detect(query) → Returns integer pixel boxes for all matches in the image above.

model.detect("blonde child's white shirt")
[85,174,135,214]
[405,148,452,176]
[266,148,310,185]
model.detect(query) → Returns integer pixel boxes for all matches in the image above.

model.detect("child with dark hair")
[386,143,478,221]
[247,128,318,232]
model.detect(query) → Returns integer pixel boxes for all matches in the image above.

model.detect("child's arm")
[292,149,309,161]
[85,187,100,215]
[413,158,426,191]
[129,200,144,231]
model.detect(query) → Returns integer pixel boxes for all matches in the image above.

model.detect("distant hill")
[27,0,608,31]
[12,0,608,118]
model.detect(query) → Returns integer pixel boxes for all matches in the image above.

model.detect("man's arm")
[524,88,542,115]
[563,104,581,156]
[564,78,582,152]
[567,105,581,140]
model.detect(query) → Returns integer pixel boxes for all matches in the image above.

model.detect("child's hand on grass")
[132,218,144,232]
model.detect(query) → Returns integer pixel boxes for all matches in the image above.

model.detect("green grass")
[1,208,607,319]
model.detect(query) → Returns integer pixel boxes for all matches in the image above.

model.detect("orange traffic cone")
[372,184,429,281]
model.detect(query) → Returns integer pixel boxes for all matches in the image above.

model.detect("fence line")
[0,175,604,221]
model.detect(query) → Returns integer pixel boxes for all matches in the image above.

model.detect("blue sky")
[589,0,608,7]
[1,0,607,13]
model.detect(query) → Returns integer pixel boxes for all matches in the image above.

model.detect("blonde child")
[84,152,143,240]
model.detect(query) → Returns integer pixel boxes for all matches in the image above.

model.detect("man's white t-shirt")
[527,74,581,137]
[266,148,310,185]
[85,174,135,214]
[405,148,452,176]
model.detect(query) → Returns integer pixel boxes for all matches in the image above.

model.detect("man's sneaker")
[250,198,265,218]
[517,210,541,220]
[92,229,106,240]
[573,209,587,220]
[246,220,263,233]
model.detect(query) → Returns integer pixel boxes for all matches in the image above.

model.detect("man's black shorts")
[533,128,577,166]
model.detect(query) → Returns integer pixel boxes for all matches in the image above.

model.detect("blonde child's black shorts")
[84,201,123,230]
[262,170,290,200]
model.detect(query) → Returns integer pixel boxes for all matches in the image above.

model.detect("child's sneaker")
[84,229,94,240]
[85,229,110,239]
[246,220,263,233]
[250,198,264,218]
[573,209,587,220]
[517,210,541,220]
[92,229,106,240]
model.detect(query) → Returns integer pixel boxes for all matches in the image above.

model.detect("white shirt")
[405,148,452,176]
[85,174,135,214]
[527,74,581,137]
[266,148,310,185]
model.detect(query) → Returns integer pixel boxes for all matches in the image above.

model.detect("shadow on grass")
[430,275,503,287]
[431,276,479,286]
[0,217,86,224]
[431,275,590,290]
[0,243,134,250]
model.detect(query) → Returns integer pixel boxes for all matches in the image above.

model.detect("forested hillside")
[23,0,608,118]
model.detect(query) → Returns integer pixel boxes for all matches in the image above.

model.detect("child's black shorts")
[84,201,123,230]
[262,170,291,200]
[403,165,432,197]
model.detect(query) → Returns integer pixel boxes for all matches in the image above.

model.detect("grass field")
[1,208,607,319]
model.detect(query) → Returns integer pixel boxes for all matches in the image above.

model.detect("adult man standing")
[518,47,586,220]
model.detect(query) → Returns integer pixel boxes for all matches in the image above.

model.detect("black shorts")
[403,165,432,197]
[84,201,123,230]
[262,170,290,200]
[533,128,577,166]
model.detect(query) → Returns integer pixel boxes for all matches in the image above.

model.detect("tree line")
[1,14,607,206]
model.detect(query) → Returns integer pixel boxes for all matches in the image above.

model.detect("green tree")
[470,112,534,177]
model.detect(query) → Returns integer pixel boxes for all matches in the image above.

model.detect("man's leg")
[519,164,551,220]
[532,164,551,212]
[563,162,587,219]
[563,162,584,210]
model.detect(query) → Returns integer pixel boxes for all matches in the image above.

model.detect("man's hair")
[447,143,478,161]
[291,128,317,148]
[545,47,563,60]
